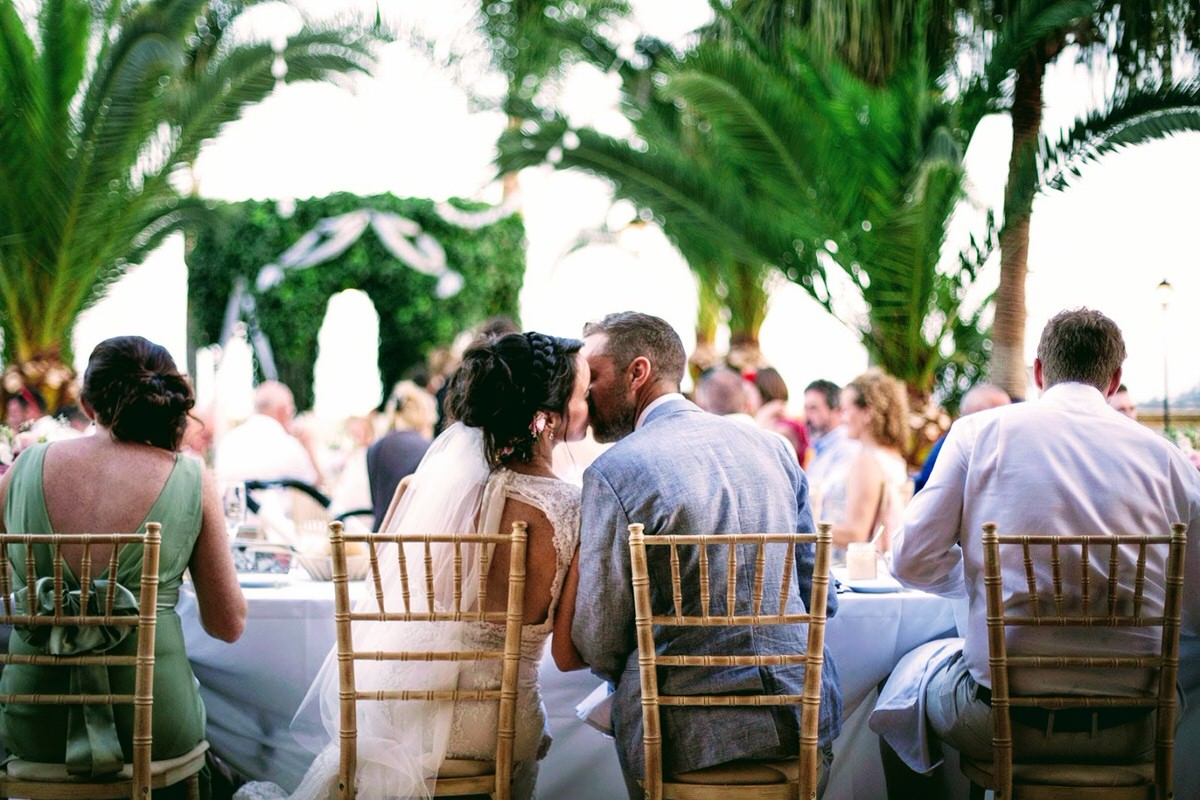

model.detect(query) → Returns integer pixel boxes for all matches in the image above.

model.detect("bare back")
[42,436,179,533]
[3,437,179,574]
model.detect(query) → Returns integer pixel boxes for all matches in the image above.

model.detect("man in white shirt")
[877,308,1200,794]
[215,381,319,486]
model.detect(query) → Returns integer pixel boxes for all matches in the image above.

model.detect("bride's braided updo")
[446,331,583,469]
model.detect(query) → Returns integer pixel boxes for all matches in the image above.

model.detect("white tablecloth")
[195,583,1200,798]
[180,578,958,798]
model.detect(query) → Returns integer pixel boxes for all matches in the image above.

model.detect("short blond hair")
[385,381,436,439]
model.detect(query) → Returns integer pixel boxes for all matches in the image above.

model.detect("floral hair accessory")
[529,411,548,438]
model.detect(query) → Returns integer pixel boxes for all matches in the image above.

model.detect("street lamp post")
[1157,279,1174,436]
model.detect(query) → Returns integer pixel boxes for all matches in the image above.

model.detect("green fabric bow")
[14,576,140,776]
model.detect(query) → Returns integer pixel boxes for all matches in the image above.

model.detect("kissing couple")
[241,311,838,800]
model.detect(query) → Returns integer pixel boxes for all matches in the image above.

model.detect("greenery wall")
[187,193,525,410]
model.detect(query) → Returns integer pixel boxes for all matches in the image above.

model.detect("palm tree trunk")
[992,50,1047,401]
[2,340,75,417]
[502,115,523,200]
[690,278,722,381]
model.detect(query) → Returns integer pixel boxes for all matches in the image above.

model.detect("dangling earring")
[548,424,556,442]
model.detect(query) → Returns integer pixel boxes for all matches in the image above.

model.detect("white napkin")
[575,682,615,737]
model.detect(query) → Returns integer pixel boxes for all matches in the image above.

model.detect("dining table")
[179,572,962,799]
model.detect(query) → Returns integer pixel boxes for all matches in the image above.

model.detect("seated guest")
[214,380,319,486]
[1108,383,1138,419]
[875,308,1200,797]
[911,384,1010,493]
[694,366,755,420]
[180,406,214,465]
[830,369,910,554]
[804,379,861,525]
[0,336,246,797]
[365,381,436,529]
[695,366,799,461]
[4,385,45,429]
[754,367,810,466]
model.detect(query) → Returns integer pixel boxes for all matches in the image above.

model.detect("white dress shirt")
[214,413,318,486]
[893,382,1200,694]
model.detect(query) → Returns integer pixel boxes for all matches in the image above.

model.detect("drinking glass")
[222,482,246,539]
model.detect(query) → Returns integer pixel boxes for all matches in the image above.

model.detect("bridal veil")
[288,422,503,800]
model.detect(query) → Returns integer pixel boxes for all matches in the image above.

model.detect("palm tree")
[0,0,379,413]
[498,1,991,408]
[959,0,1200,397]
[470,0,631,199]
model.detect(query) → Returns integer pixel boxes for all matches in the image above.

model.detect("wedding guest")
[874,308,1200,797]
[754,367,809,465]
[180,407,214,464]
[0,336,245,798]
[3,386,45,429]
[214,380,319,486]
[572,311,841,797]
[364,381,436,529]
[829,369,910,553]
[694,366,754,419]
[911,384,1010,493]
[696,366,801,460]
[804,378,861,524]
[1108,383,1138,419]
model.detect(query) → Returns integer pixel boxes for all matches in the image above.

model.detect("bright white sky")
[74,0,1200,413]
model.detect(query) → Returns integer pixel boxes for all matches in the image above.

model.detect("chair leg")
[187,770,201,800]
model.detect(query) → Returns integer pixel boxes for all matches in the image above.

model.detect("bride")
[242,331,589,800]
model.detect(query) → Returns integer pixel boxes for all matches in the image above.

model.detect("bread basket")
[297,552,370,582]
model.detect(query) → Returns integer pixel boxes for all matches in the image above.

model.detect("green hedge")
[187,193,525,411]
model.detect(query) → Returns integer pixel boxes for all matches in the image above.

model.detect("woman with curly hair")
[830,368,911,554]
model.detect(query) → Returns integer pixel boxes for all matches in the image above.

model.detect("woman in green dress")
[0,335,246,797]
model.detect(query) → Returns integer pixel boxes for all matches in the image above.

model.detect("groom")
[572,311,842,797]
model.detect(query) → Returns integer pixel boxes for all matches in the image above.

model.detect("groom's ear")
[627,356,652,392]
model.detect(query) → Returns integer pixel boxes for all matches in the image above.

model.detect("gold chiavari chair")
[628,522,833,800]
[0,523,208,799]
[960,523,1187,800]
[330,519,528,799]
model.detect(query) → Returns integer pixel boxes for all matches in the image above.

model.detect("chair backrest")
[980,522,1188,798]
[628,522,833,800]
[0,524,162,796]
[330,519,528,799]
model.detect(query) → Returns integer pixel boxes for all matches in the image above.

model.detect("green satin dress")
[0,442,208,763]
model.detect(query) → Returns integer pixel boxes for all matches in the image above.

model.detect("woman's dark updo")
[81,336,194,451]
[445,331,583,468]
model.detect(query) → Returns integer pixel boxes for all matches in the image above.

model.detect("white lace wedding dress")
[236,438,581,800]
[445,471,581,765]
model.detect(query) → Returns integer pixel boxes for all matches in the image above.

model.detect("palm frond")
[958,0,1099,132]
[1037,79,1200,193]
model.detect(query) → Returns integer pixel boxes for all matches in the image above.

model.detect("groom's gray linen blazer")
[573,398,842,779]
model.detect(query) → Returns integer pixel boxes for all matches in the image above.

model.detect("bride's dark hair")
[446,331,583,468]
